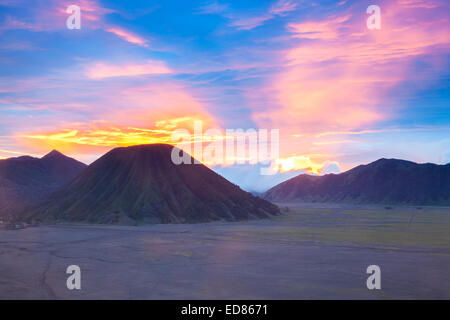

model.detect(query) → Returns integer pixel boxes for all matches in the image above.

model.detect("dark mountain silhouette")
[263,158,450,205]
[0,150,87,219]
[27,144,280,224]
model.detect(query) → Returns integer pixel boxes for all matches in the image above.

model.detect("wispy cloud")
[0,148,40,157]
[1,0,449,181]
[398,0,440,9]
[0,15,36,31]
[13,78,219,156]
[287,15,352,40]
[198,0,298,30]
[85,60,172,79]
[0,0,149,50]
[0,0,114,32]
[269,0,298,16]
[228,15,274,30]
[254,0,450,134]
[106,27,149,47]
[197,1,229,14]
[246,0,450,173]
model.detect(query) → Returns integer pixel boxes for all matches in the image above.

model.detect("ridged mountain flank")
[0,150,87,218]
[27,144,280,224]
[263,158,450,205]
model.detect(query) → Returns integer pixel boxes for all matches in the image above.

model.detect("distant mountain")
[263,158,450,206]
[0,150,87,219]
[27,144,280,224]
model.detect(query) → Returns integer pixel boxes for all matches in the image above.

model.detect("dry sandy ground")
[0,204,449,299]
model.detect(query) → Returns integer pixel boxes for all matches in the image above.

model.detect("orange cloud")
[22,126,174,147]
[104,83,216,127]
[15,79,220,159]
[276,155,323,174]
[0,148,40,158]
[276,155,341,174]
[17,117,213,155]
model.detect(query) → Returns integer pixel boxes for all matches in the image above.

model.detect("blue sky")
[0,0,449,191]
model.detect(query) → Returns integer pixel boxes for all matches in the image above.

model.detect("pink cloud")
[398,0,440,9]
[0,15,35,31]
[106,27,149,47]
[0,0,114,32]
[0,0,150,51]
[270,0,298,16]
[108,83,215,126]
[197,1,229,14]
[227,0,297,31]
[75,0,116,22]
[12,79,220,160]
[251,0,450,164]
[287,15,352,40]
[228,15,273,30]
[86,60,172,79]
[200,0,297,31]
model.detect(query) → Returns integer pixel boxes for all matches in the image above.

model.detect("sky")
[0,0,449,191]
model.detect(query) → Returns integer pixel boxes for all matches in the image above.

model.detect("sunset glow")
[0,0,449,190]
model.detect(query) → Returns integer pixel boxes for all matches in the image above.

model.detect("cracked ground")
[1,204,450,299]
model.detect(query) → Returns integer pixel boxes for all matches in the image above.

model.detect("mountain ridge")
[26,144,280,224]
[0,151,87,219]
[263,158,450,205]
